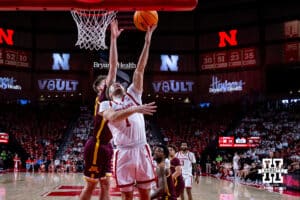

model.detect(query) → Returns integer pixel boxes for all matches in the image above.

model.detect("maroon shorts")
[175,176,185,197]
[83,137,113,179]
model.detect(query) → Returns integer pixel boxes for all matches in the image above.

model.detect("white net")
[71,10,117,51]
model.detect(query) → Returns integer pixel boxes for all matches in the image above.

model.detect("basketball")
[133,11,158,31]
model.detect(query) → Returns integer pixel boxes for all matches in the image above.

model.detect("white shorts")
[114,143,156,192]
[182,174,193,188]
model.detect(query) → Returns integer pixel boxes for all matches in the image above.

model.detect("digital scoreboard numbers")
[0,48,30,68]
[218,136,235,147]
[219,136,261,148]
[201,47,257,70]
[215,51,228,68]
[228,50,242,67]
[202,53,215,70]
[242,48,256,66]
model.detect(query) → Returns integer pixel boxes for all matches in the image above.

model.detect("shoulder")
[189,151,195,157]
[171,157,181,166]
[99,100,112,112]
[127,84,142,96]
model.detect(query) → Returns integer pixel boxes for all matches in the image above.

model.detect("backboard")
[0,0,198,50]
[0,0,198,11]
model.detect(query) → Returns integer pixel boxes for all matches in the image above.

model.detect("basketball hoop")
[71,10,117,51]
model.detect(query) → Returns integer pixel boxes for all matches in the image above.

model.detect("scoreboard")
[201,47,257,70]
[218,136,261,148]
[0,48,31,68]
[0,132,9,144]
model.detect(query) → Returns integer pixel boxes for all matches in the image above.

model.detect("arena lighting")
[17,99,30,105]
[282,98,300,104]
[199,102,210,108]
[282,99,289,104]
[183,97,190,103]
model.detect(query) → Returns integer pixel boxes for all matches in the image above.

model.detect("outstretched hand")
[110,20,124,39]
[145,24,157,43]
[136,102,157,115]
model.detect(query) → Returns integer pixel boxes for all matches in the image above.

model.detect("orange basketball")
[133,11,158,31]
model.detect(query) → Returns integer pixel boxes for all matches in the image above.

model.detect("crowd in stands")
[155,101,299,190]
[0,100,299,192]
[0,103,77,172]
[158,104,236,156]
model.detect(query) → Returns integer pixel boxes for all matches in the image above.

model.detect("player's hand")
[195,176,200,184]
[110,20,124,39]
[145,24,157,43]
[135,102,157,115]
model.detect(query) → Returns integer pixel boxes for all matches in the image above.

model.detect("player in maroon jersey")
[168,144,185,198]
[79,20,123,200]
[151,145,177,200]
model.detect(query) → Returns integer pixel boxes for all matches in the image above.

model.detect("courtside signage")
[258,158,288,184]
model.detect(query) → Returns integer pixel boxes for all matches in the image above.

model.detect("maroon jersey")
[93,86,112,144]
[156,168,176,200]
[166,173,177,200]
[170,157,185,197]
[83,85,113,179]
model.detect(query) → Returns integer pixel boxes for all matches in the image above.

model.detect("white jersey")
[233,155,240,170]
[175,151,196,176]
[100,84,146,148]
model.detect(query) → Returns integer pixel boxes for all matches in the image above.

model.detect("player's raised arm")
[132,24,157,93]
[106,20,123,86]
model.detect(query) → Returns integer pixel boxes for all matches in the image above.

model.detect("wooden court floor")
[0,172,298,200]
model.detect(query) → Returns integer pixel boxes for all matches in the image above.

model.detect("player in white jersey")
[175,142,200,200]
[233,152,240,180]
[100,24,157,200]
